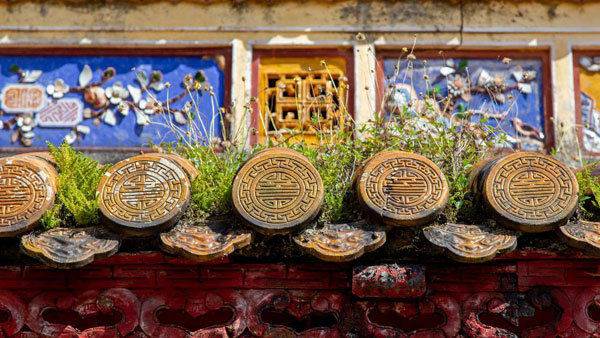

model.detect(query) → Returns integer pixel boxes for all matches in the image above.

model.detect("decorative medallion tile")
[0,157,56,236]
[482,152,578,232]
[559,220,600,255]
[356,150,449,226]
[423,223,517,263]
[232,147,324,235]
[160,218,252,262]
[293,220,386,262]
[97,154,191,236]
[21,226,121,268]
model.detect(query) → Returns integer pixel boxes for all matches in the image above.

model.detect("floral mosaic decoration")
[0,59,217,147]
[384,57,545,151]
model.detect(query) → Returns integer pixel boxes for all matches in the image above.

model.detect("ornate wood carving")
[258,58,348,145]
[160,218,252,262]
[462,289,572,338]
[245,289,349,337]
[423,223,518,263]
[97,154,191,236]
[0,156,56,236]
[14,151,57,166]
[356,150,449,227]
[140,290,247,337]
[232,148,324,235]
[356,294,461,337]
[26,288,140,337]
[352,264,426,299]
[559,220,600,255]
[293,220,385,262]
[21,226,121,269]
[156,153,199,181]
[481,152,578,232]
[0,291,26,336]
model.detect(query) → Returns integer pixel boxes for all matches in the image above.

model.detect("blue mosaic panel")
[382,57,545,151]
[0,55,224,148]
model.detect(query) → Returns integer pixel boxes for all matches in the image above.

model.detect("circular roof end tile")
[356,150,449,227]
[231,147,324,235]
[482,152,578,232]
[0,157,56,236]
[97,154,191,237]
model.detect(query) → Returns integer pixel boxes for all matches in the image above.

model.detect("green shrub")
[576,162,600,221]
[41,142,109,228]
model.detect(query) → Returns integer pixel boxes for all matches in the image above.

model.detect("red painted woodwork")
[0,252,599,336]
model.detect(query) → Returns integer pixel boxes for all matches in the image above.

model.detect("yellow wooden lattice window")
[258,57,348,144]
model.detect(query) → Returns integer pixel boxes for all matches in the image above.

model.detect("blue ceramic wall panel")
[382,57,545,151]
[0,55,224,148]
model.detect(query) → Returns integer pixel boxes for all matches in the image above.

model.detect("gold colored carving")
[483,152,578,232]
[156,153,199,181]
[232,147,324,235]
[293,220,386,262]
[0,157,56,236]
[258,57,348,144]
[160,217,252,262]
[21,226,120,269]
[97,154,191,236]
[559,220,600,255]
[357,151,449,227]
[423,223,517,263]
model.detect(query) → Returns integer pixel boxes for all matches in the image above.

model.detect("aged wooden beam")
[97,154,191,236]
[356,150,449,227]
[231,147,324,235]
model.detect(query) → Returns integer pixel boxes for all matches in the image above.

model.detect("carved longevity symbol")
[0,157,55,236]
[232,148,324,234]
[357,151,448,226]
[484,153,578,232]
[98,154,190,236]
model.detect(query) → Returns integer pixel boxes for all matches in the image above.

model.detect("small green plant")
[41,142,109,229]
[182,144,252,218]
[576,162,600,220]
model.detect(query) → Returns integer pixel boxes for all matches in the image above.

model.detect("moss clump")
[40,142,109,229]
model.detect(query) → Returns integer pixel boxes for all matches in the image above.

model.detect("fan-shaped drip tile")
[293,220,386,262]
[423,223,517,263]
[160,218,252,262]
[559,220,600,255]
[21,226,121,268]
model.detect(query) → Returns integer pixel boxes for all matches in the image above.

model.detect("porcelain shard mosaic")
[0,55,225,147]
[383,57,545,151]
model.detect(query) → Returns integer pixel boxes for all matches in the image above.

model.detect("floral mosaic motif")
[578,56,600,153]
[383,57,545,151]
[0,55,224,147]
